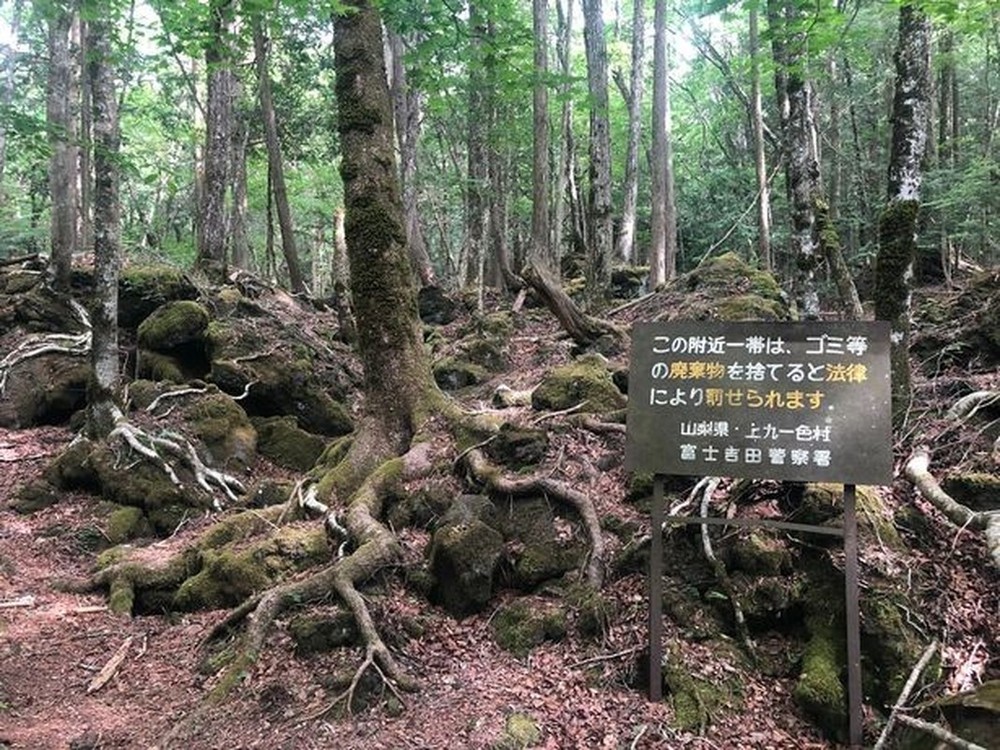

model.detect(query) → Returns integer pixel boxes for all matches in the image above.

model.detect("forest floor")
[0,285,997,749]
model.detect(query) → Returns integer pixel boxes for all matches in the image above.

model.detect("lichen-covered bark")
[875,3,931,424]
[614,0,644,265]
[46,6,77,292]
[582,0,613,293]
[197,0,234,279]
[86,16,121,439]
[333,0,436,447]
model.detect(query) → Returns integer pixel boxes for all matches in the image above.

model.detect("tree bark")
[47,5,78,291]
[749,5,772,271]
[86,13,121,439]
[388,30,435,287]
[253,16,306,294]
[876,3,931,425]
[649,0,675,286]
[614,0,644,265]
[465,1,489,301]
[552,0,575,271]
[0,0,20,201]
[197,0,234,281]
[582,0,614,295]
[334,0,436,445]
[229,103,251,271]
[529,0,551,267]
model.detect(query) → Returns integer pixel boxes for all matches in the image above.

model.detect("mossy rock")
[860,587,933,703]
[418,285,459,325]
[10,480,60,513]
[288,610,360,655]
[731,573,803,631]
[173,525,327,611]
[461,338,507,372]
[136,350,187,383]
[492,712,542,750]
[728,532,794,576]
[486,423,549,469]
[105,505,153,544]
[662,646,738,731]
[429,518,504,617]
[137,300,210,352]
[714,293,786,321]
[491,600,567,658]
[125,379,162,410]
[176,391,257,471]
[0,352,89,428]
[610,265,648,299]
[88,443,194,511]
[795,609,847,741]
[531,353,626,414]
[4,270,42,295]
[941,472,1000,512]
[565,582,614,640]
[247,480,295,508]
[118,265,199,328]
[433,356,488,391]
[44,438,100,491]
[253,416,325,471]
[210,355,353,437]
[495,497,585,590]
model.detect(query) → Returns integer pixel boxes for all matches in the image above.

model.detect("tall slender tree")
[649,0,676,285]
[46,2,77,291]
[529,0,550,267]
[86,8,121,438]
[252,14,306,293]
[582,0,613,294]
[749,1,772,271]
[876,2,931,424]
[614,0,645,265]
[197,0,235,279]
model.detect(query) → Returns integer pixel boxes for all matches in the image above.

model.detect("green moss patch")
[531,353,626,414]
[491,600,567,658]
[253,416,326,471]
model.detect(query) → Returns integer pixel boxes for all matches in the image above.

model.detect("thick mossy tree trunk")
[875,3,931,425]
[334,0,438,458]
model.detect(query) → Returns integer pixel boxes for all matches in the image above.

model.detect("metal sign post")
[626,321,891,750]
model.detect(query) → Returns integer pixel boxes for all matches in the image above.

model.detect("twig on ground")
[87,636,134,694]
[873,639,939,750]
[894,714,987,750]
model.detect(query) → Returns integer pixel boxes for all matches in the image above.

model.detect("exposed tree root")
[108,419,246,510]
[694,477,754,655]
[461,447,605,588]
[904,447,1000,569]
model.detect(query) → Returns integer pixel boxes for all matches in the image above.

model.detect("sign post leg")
[649,476,664,702]
[844,483,863,747]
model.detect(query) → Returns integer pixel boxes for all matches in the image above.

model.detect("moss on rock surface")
[531,354,626,414]
[795,609,847,740]
[137,300,210,351]
[118,265,198,328]
[491,600,567,658]
[429,518,504,616]
[253,416,326,471]
[181,391,257,471]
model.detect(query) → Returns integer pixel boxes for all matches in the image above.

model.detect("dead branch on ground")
[873,639,939,750]
[894,714,987,750]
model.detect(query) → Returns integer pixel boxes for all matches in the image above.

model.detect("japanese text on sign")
[624,321,892,484]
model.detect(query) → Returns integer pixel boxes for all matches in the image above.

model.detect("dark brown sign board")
[626,320,892,749]
[625,320,893,485]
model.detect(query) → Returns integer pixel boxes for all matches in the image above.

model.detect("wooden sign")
[625,320,893,486]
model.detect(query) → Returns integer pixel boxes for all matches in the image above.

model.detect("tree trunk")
[230,104,251,271]
[77,15,93,256]
[465,0,489,302]
[749,5,772,271]
[614,0,644,265]
[253,16,306,294]
[388,30,435,287]
[334,0,435,445]
[649,0,674,286]
[552,0,575,271]
[582,0,614,295]
[0,0,20,201]
[47,5,78,291]
[529,0,551,267]
[86,13,121,439]
[197,0,234,281]
[875,3,931,425]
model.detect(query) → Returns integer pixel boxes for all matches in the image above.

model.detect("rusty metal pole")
[844,483,863,747]
[649,475,664,702]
